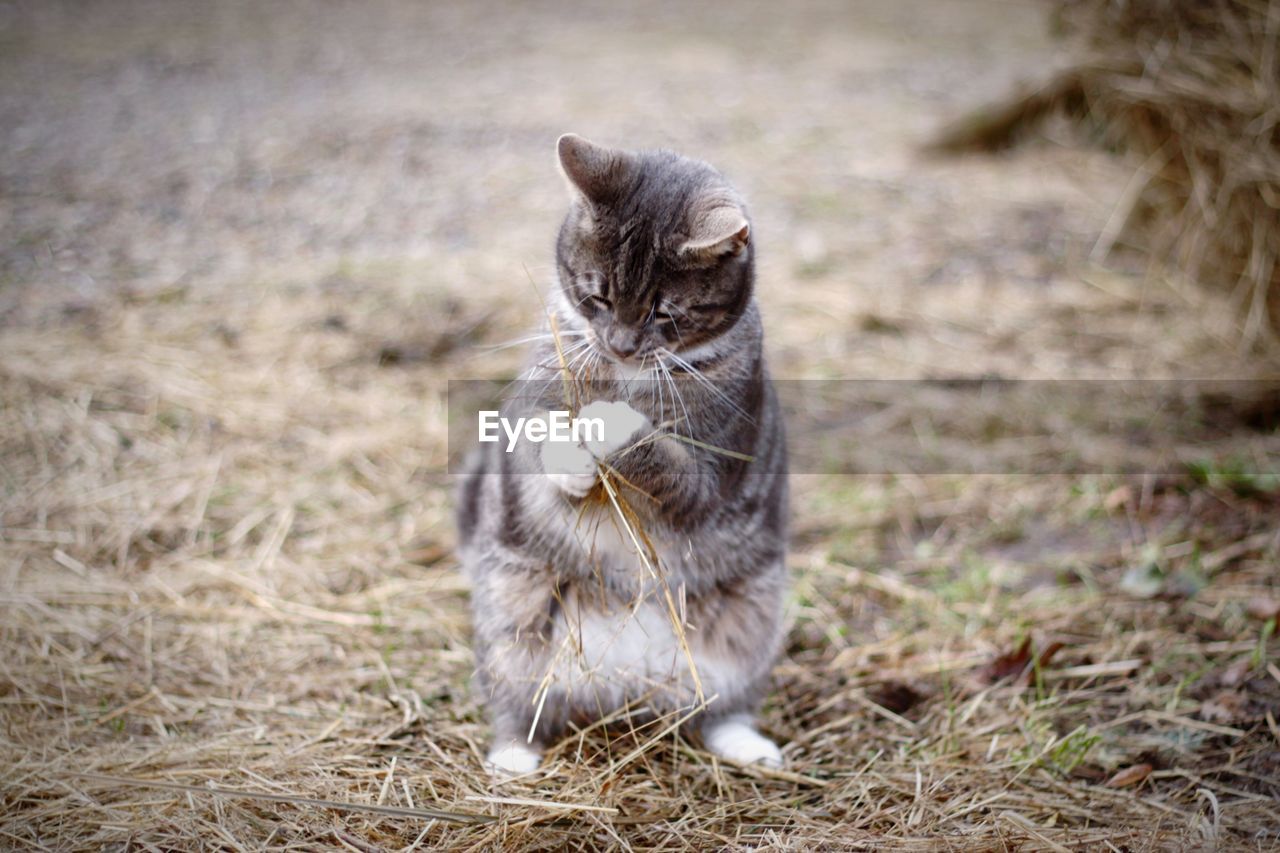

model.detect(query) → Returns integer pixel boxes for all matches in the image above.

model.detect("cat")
[456,134,789,777]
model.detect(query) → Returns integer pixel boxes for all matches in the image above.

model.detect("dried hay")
[3,1,1280,846]
[3,280,1279,850]
[931,0,1280,347]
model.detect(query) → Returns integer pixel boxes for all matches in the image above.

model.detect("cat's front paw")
[577,400,648,460]
[703,715,784,769]
[541,439,597,497]
[485,741,542,779]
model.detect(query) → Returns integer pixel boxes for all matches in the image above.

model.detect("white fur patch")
[550,598,742,714]
[486,741,542,778]
[703,714,783,768]
[561,601,681,685]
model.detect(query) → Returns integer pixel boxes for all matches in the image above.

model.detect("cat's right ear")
[557,134,629,207]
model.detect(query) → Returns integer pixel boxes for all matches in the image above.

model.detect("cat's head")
[553,134,754,364]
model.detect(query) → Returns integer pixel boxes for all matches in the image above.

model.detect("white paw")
[577,400,648,459]
[485,741,542,778]
[541,439,597,497]
[703,716,783,768]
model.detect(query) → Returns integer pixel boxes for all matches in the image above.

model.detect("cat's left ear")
[680,206,750,259]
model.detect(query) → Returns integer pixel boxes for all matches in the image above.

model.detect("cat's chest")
[555,598,683,682]
[563,501,695,583]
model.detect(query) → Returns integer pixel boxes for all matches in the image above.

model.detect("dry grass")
[3,0,1280,849]
[4,256,1279,851]
[931,0,1280,347]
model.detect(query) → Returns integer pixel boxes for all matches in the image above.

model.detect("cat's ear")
[681,206,750,259]
[557,133,630,206]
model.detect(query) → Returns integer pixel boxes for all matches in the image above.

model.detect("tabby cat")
[456,134,789,776]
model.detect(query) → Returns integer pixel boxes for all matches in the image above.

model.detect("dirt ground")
[2,0,1279,849]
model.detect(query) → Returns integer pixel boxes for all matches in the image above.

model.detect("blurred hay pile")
[933,0,1280,346]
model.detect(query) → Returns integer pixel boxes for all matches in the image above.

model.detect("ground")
[2,0,1279,849]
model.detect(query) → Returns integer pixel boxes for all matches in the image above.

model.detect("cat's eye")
[587,294,612,311]
[651,300,681,324]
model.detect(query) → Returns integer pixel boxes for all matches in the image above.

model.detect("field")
[2,1,1279,849]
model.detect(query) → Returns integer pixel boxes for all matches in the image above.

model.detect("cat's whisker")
[660,366,670,432]
[561,340,592,364]
[532,338,592,370]
[576,345,604,384]
[655,350,700,432]
[659,364,674,430]
[670,324,687,350]
[661,304,691,349]
[566,340,601,373]
[660,348,721,425]
[650,357,668,429]
[655,365,669,430]
[484,331,586,352]
[521,342,595,390]
[661,349,754,423]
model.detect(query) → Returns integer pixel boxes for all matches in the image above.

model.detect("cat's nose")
[604,328,641,360]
